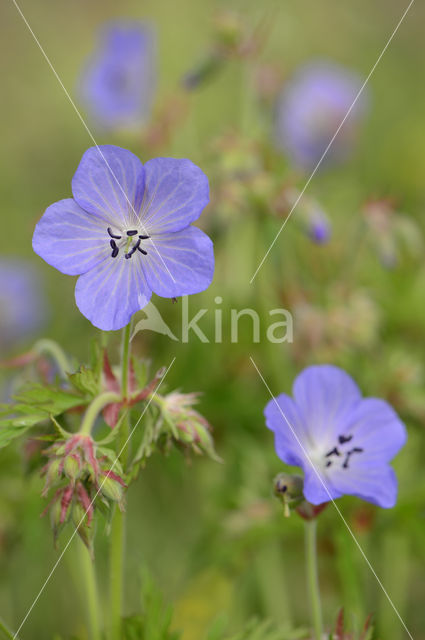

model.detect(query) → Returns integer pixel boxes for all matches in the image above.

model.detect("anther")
[108,227,122,240]
[110,239,119,258]
[342,447,364,469]
[338,434,353,445]
[139,234,150,240]
[126,230,138,236]
[325,446,340,458]
[138,247,148,256]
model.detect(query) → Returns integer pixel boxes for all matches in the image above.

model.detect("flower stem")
[0,616,16,640]
[305,519,323,640]
[79,392,122,436]
[79,542,101,640]
[108,321,132,640]
[33,338,71,379]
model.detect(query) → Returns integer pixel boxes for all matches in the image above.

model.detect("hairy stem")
[305,519,323,640]
[79,542,101,640]
[0,616,16,640]
[33,338,71,379]
[109,321,132,640]
[79,392,121,436]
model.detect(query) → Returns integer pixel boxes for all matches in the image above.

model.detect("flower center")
[107,227,150,260]
[324,434,364,470]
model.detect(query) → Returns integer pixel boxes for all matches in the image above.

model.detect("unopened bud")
[100,472,125,508]
[273,473,304,517]
[63,455,80,481]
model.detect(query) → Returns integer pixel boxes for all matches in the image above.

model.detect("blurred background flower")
[0,259,46,353]
[275,61,369,170]
[78,20,156,130]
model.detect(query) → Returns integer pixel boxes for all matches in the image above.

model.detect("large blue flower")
[265,365,406,508]
[32,146,214,331]
[79,21,155,130]
[275,61,368,170]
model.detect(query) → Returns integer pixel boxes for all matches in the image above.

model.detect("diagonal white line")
[10,0,176,283]
[250,0,415,284]
[249,356,414,640]
[12,357,176,639]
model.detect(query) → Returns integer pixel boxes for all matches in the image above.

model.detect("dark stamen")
[138,247,148,256]
[108,227,122,240]
[326,461,332,468]
[325,446,340,458]
[127,230,138,236]
[110,239,119,258]
[338,434,353,445]
[342,447,364,469]
[139,234,150,240]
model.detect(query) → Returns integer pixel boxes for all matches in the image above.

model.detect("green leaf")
[13,383,86,415]
[0,383,87,449]
[0,413,48,448]
[68,365,100,397]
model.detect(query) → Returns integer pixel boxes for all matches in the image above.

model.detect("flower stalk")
[305,519,323,640]
[79,541,101,640]
[79,392,122,436]
[109,321,132,640]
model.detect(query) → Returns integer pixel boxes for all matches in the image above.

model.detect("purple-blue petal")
[32,198,109,276]
[303,466,342,505]
[340,398,407,462]
[75,255,151,331]
[328,464,398,508]
[292,365,362,440]
[140,158,210,234]
[141,226,214,298]
[264,393,309,467]
[71,145,145,228]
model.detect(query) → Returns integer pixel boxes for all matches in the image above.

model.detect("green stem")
[80,392,122,436]
[0,616,16,640]
[305,520,323,640]
[79,542,101,640]
[121,322,131,401]
[33,338,71,379]
[109,322,132,640]
[109,507,126,640]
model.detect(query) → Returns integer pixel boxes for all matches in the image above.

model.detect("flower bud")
[100,471,126,509]
[273,472,305,517]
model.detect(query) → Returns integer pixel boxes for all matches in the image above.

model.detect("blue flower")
[275,61,368,170]
[79,21,156,130]
[0,259,46,348]
[264,365,406,508]
[32,145,214,331]
[307,207,331,245]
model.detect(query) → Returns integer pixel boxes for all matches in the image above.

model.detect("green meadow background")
[1,0,425,638]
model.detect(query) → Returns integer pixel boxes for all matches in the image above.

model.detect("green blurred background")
[1,0,425,638]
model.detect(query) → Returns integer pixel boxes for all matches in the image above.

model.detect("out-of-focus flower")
[275,61,368,170]
[0,259,45,350]
[32,145,214,331]
[79,21,156,130]
[158,391,220,461]
[293,288,380,360]
[265,365,406,508]
[275,187,331,244]
[363,198,423,268]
